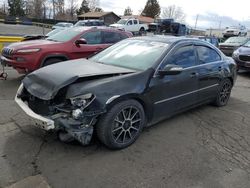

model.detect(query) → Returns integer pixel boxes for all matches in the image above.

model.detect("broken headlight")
[70,93,94,108]
[70,93,95,120]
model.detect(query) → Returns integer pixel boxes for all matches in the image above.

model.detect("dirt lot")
[0,23,50,36]
[0,67,249,188]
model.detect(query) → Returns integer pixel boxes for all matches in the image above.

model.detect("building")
[122,15,154,24]
[77,12,120,26]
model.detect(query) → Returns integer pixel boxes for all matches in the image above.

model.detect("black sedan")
[232,40,250,71]
[16,36,237,149]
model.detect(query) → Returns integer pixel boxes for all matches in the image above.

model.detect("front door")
[72,30,109,59]
[148,44,199,123]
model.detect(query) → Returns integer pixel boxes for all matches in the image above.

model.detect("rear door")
[102,31,128,44]
[194,44,223,102]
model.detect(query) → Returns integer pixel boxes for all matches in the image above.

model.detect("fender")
[40,54,69,67]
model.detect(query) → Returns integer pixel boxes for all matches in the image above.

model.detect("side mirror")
[75,38,87,47]
[158,64,183,77]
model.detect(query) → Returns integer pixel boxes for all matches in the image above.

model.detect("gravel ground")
[0,67,250,188]
[0,23,51,36]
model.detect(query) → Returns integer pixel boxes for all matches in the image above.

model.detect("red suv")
[0,27,132,74]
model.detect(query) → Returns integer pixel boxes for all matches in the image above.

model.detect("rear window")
[196,46,221,64]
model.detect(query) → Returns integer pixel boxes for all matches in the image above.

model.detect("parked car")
[223,25,247,38]
[189,36,219,47]
[219,36,250,56]
[46,28,65,37]
[52,22,73,30]
[148,18,187,36]
[0,27,132,74]
[22,28,66,41]
[110,18,148,35]
[15,36,237,149]
[232,40,250,71]
[74,20,105,27]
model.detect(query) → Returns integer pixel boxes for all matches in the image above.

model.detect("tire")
[96,99,146,149]
[213,78,232,107]
[139,27,145,36]
[42,58,63,67]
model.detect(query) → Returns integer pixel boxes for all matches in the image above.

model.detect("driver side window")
[127,20,133,25]
[166,45,196,68]
[81,31,102,45]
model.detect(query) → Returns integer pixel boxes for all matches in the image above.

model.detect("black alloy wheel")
[97,99,145,149]
[214,79,232,107]
[112,106,141,144]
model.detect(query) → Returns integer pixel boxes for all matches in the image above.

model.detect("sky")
[1,0,250,29]
[99,0,250,29]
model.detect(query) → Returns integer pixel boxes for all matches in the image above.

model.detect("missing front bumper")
[15,84,55,130]
[15,84,100,145]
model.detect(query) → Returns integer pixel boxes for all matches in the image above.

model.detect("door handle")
[218,66,222,71]
[190,72,199,78]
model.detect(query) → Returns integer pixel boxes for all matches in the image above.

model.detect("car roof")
[77,20,104,22]
[131,35,203,45]
[69,26,129,33]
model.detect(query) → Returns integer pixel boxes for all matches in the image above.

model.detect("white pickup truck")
[110,18,148,35]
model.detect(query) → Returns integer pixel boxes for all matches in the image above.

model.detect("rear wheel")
[213,79,232,107]
[96,99,145,149]
[42,58,63,67]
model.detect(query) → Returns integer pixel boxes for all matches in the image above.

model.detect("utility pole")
[194,14,199,30]
[218,20,222,37]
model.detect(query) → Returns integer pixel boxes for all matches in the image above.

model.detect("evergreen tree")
[8,0,25,16]
[77,0,90,15]
[142,0,161,18]
[124,6,132,16]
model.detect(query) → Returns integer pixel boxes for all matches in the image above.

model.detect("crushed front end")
[15,84,105,145]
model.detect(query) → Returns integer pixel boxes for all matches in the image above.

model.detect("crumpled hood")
[22,59,136,100]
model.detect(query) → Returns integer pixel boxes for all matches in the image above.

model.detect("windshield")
[55,23,67,27]
[46,29,64,37]
[243,40,250,47]
[47,28,82,42]
[75,21,87,26]
[224,37,248,44]
[90,39,169,71]
[117,19,127,25]
[155,19,162,23]
[228,26,238,29]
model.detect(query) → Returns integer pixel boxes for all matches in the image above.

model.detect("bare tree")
[68,0,77,19]
[87,0,99,12]
[0,2,7,14]
[162,5,186,23]
[33,0,43,18]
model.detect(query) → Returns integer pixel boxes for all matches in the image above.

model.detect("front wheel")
[213,79,232,107]
[42,58,63,67]
[139,27,146,36]
[96,99,146,149]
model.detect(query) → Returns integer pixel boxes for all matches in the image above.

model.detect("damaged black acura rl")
[15,36,237,149]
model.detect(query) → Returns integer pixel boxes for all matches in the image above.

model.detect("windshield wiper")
[47,38,58,42]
